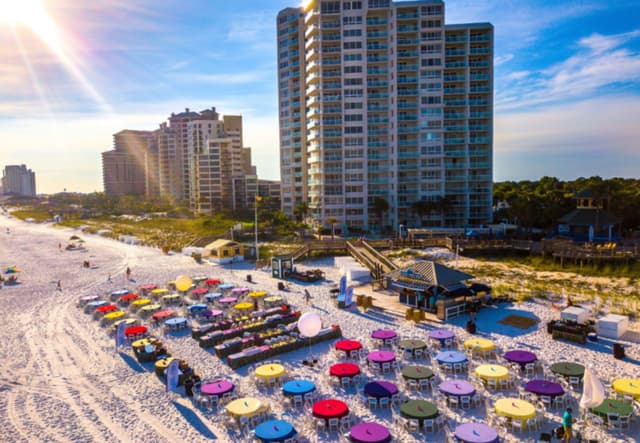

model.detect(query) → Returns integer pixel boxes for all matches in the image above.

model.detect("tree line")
[494,176,640,233]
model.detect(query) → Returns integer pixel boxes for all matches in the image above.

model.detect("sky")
[0,0,639,194]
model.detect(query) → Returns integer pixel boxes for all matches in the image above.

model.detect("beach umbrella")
[175,275,193,292]
[580,366,605,411]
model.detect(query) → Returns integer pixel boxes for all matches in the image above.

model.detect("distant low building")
[1,164,36,196]
[558,189,620,241]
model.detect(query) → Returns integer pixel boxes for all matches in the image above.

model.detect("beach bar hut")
[203,239,245,264]
[385,261,476,321]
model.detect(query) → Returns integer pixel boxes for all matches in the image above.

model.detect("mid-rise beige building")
[102,130,156,197]
[1,164,36,196]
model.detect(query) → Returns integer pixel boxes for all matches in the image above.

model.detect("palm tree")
[372,197,389,234]
[326,217,338,239]
[293,201,309,222]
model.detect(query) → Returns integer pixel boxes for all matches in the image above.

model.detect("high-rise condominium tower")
[277,0,493,232]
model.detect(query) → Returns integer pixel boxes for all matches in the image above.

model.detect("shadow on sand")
[172,400,217,439]
[118,351,147,373]
[448,304,542,338]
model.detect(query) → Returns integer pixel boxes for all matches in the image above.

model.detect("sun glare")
[1,0,111,112]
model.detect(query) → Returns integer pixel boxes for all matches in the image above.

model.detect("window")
[420,44,441,54]
[343,16,363,25]
[421,6,442,16]
[368,0,390,8]
[344,102,363,109]
[421,19,441,28]
[421,31,442,41]
[345,161,362,169]
[345,114,363,121]
[344,88,363,97]
[344,65,363,74]
[344,78,362,85]
[420,132,442,142]
[420,70,441,79]
[343,41,363,50]
[343,1,362,9]
[321,1,341,14]
[343,29,362,37]
[345,137,364,146]
[421,82,441,91]
[421,96,441,104]
[345,126,363,134]
[421,58,442,67]
[344,53,362,62]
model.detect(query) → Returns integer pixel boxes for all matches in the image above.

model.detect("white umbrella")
[580,366,606,410]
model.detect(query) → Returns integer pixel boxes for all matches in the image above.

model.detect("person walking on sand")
[562,407,573,442]
[126,267,131,281]
[56,280,62,291]
[108,273,112,282]
[58,242,62,251]
[304,289,311,305]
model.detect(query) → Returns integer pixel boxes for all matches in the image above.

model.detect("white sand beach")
[0,214,638,443]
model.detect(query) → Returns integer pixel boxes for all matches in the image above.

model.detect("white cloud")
[506,71,530,80]
[497,30,640,111]
[494,53,513,66]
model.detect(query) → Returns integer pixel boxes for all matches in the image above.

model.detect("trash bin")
[613,343,625,359]
[412,309,421,322]
[405,308,413,320]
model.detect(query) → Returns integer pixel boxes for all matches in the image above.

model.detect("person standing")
[56,280,62,291]
[562,407,573,442]
[184,377,194,398]
[304,289,311,305]
[126,267,131,281]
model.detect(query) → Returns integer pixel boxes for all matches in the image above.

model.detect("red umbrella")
[125,325,148,337]
[206,279,221,286]
[120,293,138,301]
[96,304,117,313]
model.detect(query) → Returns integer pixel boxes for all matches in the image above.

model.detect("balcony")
[398,126,418,134]
[444,113,465,120]
[398,88,418,96]
[397,115,417,121]
[397,50,419,58]
[367,79,388,87]
[398,76,418,84]
[366,17,387,26]
[470,47,490,55]
[470,74,489,81]
[398,26,419,33]
[397,11,419,19]
[445,49,466,56]
[444,100,466,106]
[367,55,388,63]
[445,35,467,42]
[367,43,388,51]
[368,117,389,124]
[397,101,418,109]
[445,61,467,68]
[470,35,490,42]
[445,138,465,145]
[367,31,388,39]
[469,112,491,119]
[397,38,419,46]
[367,105,388,112]
[398,64,419,72]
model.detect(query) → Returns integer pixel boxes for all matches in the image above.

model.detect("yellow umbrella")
[234,302,254,311]
[248,291,268,298]
[132,298,151,306]
[104,311,126,320]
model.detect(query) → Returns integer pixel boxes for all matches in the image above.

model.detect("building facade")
[1,164,36,196]
[277,0,493,232]
[102,130,155,197]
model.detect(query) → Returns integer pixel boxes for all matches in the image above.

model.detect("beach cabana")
[385,261,477,320]
[203,239,245,264]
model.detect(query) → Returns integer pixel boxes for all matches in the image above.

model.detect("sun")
[1,0,111,112]
[0,0,48,26]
